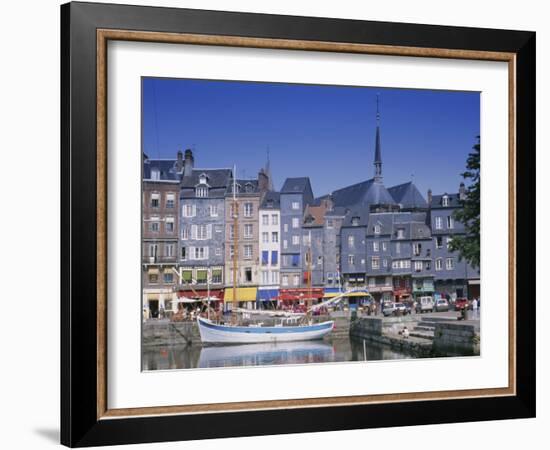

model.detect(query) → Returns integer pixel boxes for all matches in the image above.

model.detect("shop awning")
[468,279,480,285]
[323,290,371,298]
[224,287,258,302]
[257,289,279,301]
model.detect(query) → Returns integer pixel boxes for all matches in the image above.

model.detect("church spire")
[264,146,273,191]
[374,94,383,182]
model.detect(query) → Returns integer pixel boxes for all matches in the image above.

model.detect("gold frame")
[96,29,516,420]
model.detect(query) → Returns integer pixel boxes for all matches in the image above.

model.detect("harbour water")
[142,337,412,371]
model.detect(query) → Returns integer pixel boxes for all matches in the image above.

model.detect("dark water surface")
[142,338,412,371]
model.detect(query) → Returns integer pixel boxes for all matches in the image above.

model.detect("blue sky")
[142,78,479,197]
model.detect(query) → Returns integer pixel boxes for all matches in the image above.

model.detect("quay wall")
[143,321,200,346]
[433,322,480,356]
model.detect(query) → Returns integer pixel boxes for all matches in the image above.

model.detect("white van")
[415,296,434,313]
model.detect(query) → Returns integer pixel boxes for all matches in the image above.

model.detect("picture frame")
[60,1,535,447]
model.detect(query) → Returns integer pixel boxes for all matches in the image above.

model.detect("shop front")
[277,288,324,311]
[224,287,258,310]
[412,277,435,300]
[256,288,279,309]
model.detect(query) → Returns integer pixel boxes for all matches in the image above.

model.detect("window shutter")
[189,246,195,260]
[204,247,209,259]
[192,204,196,217]
[191,225,197,239]
[207,224,212,239]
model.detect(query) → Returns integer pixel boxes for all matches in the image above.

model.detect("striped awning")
[224,287,258,302]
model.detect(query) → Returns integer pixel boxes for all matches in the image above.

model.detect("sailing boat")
[197,194,342,344]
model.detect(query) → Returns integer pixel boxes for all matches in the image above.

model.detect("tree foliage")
[448,137,480,269]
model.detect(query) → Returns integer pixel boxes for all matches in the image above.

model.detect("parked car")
[454,297,470,311]
[382,302,410,316]
[434,298,450,312]
[415,296,434,313]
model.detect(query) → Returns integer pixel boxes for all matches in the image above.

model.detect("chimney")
[258,168,269,192]
[459,182,466,200]
[322,193,334,211]
[176,150,183,172]
[427,189,432,205]
[183,149,194,177]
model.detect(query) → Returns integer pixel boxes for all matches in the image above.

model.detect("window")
[151,169,160,181]
[303,234,310,245]
[208,205,218,217]
[292,201,300,210]
[374,224,381,234]
[351,217,360,226]
[291,254,300,267]
[150,193,160,208]
[150,220,159,232]
[435,216,442,229]
[262,271,269,284]
[196,186,208,198]
[262,214,269,225]
[262,232,269,243]
[244,245,253,259]
[396,228,405,239]
[317,256,323,266]
[442,195,449,207]
[395,242,401,254]
[215,225,223,233]
[446,237,453,249]
[414,261,423,272]
[215,247,222,256]
[245,268,253,283]
[348,254,355,265]
[182,269,192,283]
[148,273,158,283]
[282,275,289,286]
[292,217,299,228]
[382,241,387,251]
[148,244,157,258]
[244,224,253,239]
[229,224,235,240]
[244,203,253,217]
[165,244,174,257]
[292,235,299,245]
[392,259,411,269]
[283,240,288,249]
[326,219,334,229]
[372,257,380,269]
[165,218,174,233]
[194,247,208,260]
[182,204,195,217]
[197,224,209,240]
[413,243,421,256]
[272,232,279,243]
[181,227,189,240]
[272,214,278,225]
[446,258,455,270]
[447,216,454,229]
[284,223,288,232]
[373,241,379,252]
[435,236,443,248]
[369,277,376,288]
[180,247,187,260]
[271,271,279,284]
[261,250,269,265]
[348,236,355,248]
[211,269,222,284]
[163,272,174,284]
[293,274,300,286]
[383,258,388,268]
[271,251,278,265]
[166,193,175,208]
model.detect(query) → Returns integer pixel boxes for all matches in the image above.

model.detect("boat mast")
[232,165,239,315]
[307,230,312,310]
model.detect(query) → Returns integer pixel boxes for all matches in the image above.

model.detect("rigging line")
[152,79,160,159]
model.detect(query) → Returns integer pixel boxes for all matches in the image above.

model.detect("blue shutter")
[292,254,300,266]
[262,251,269,265]
[271,251,278,265]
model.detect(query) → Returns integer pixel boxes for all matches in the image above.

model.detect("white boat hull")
[197,317,334,344]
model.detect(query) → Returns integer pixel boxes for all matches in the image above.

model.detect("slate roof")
[388,182,428,209]
[366,213,394,236]
[143,159,181,181]
[281,177,311,194]
[260,191,281,209]
[431,193,463,208]
[226,178,261,196]
[322,178,396,209]
[341,207,370,228]
[180,168,232,199]
[390,212,431,240]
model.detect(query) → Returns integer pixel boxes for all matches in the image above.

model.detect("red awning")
[278,288,324,300]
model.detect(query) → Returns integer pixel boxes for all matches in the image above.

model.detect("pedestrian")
[472,298,478,311]
[402,326,409,339]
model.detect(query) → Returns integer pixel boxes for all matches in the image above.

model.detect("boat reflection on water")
[198,341,335,368]
[142,338,412,371]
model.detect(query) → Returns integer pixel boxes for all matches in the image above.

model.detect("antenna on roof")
[376,93,380,125]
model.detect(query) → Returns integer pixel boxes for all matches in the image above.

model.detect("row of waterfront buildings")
[142,122,479,317]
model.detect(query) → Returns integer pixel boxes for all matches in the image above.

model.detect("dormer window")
[396,228,405,239]
[245,183,254,193]
[442,195,449,207]
[151,168,160,180]
[196,186,208,198]
[351,217,360,226]
[374,224,381,234]
[199,173,208,184]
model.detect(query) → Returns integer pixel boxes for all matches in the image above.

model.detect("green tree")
[448,137,480,269]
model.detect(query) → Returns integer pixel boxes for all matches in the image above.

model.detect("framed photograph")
[61,1,535,447]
